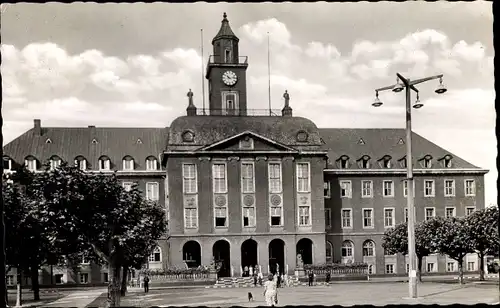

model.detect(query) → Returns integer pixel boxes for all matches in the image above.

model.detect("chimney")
[34,119,42,136]
[281,90,293,117]
[186,89,197,116]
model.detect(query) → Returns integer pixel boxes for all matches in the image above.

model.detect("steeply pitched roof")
[319,128,479,169]
[3,126,169,170]
[212,12,239,43]
[167,115,324,152]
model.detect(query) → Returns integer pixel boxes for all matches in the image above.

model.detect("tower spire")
[212,12,239,44]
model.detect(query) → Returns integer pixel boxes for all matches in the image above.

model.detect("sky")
[1,2,496,206]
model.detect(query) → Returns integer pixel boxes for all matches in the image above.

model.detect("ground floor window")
[467,261,475,271]
[406,264,409,273]
[184,208,198,229]
[79,273,89,284]
[446,262,456,272]
[103,273,109,283]
[385,264,395,274]
[55,274,63,284]
[7,275,14,285]
[426,262,435,272]
[270,206,282,226]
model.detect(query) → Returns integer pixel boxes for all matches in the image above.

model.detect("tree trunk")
[458,258,464,284]
[478,252,485,281]
[120,265,129,296]
[31,261,40,301]
[50,265,54,285]
[107,262,122,308]
[417,256,423,283]
[16,270,23,307]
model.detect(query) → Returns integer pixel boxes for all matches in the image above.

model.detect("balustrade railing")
[303,263,368,276]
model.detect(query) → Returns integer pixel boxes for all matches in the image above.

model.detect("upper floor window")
[183,164,197,194]
[423,155,432,168]
[339,155,349,169]
[363,209,374,228]
[425,207,436,220]
[224,48,232,63]
[360,155,370,169]
[268,162,282,193]
[403,180,415,197]
[241,162,255,193]
[383,180,394,197]
[122,156,134,171]
[74,156,87,171]
[361,180,373,198]
[340,180,352,198]
[424,180,435,197]
[50,156,61,170]
[324,181,331,199]
[146,156,158,171]
[146,182,159,201]
[3,157,12,171]
[25,156,37,172]
[222,91,239,115]
[443,155,452,168]
[148,247,161,262]
[465,180,476,196]
[296,163,310,193]
[444,179,455,197]
[213,163,227,193]
[99,156,111,171]
[341,209,352,229]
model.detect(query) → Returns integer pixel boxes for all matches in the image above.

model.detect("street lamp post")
[373,73,447,299]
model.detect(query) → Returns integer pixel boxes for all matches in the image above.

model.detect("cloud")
[239,18,300,51]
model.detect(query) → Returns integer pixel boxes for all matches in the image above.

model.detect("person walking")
[276,273,281,288]
[263,274,278,306]
[143,275,150,293]
[325,272,331,284]
[308,271,314,287]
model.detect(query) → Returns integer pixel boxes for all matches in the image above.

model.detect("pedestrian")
[263,274,278,307]
[258,272,263,286]
[277,273,281,288]
[143,275,150,293]
[325,272,331,284]
[308,271,314,286]
[253,273,258,286]
[244,265,249,277]
[249,265,254,277]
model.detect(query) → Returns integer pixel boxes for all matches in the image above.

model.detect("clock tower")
[206,12,248,116]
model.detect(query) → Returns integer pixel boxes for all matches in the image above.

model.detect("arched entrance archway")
[268,239,285,275]
[213,240,231,277]
[296,238,313,265]
[182,241,201,268]
[241,239,258,276]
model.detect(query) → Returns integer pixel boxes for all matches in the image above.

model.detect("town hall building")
[3,13,488,285]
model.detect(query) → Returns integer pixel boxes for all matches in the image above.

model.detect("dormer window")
[99,156,111,171]
[423,155,432,168]
[182,131,195,143]
[3,157,12,172]
[74,156,87,171]
[339,155,350,169]
[443,155,452,168]
[382,155,392,168]
[360,156,370,169]
[25,156,37,172]
[399,157,407,169]
[123,156,134,171]
[50,156,61,170]
[296,130,309,142]
[146,156,158,171]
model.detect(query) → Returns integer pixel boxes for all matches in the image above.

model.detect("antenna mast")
[267,32,272,116]
[201,29,206,115]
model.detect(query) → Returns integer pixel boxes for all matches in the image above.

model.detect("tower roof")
[212,12,239,44]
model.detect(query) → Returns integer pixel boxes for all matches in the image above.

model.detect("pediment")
[196,131,298,153]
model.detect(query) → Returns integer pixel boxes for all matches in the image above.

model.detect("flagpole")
[201,29,206,115]
[267,32,272,116]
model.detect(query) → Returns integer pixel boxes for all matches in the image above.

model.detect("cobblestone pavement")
[123,282,499,307]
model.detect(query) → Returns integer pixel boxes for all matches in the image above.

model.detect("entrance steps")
[210,276,320,288]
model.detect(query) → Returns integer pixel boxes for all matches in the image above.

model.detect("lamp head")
[392,82,404,93]
[413,93,423,109]
[435,77,447,94]
[372,92,383,107]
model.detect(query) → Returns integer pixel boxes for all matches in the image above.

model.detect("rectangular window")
[214,207,227,227]
[361,180,373,198]
[340,180,352,198]
[213,163,227,193]
[183,164,197,194]
[465,206,476,216]
[324,182,331,198]
[424,180,435,197]
[406,264,410,273]
[363,209,374,228]
[385,264,395,274]
[298,206,310,226]
[296,163,310,192]
[425,207,435,221]
[122,182,133,192]
[79,273,89,284]
[403,180,416,197]
[444,179,455,197]
[467,261,475,271]
[404,207,409,223]
[446,262,456,272]
[146,159,157,171]
[146,182,159,201]
[341,209,352,228]
[384,208,395,228]
[270,206,282,226]
[7,275,14,285]
[243,207,255,227]
[241,162,255,193]
[427,262,435,272]
[103,273,109,283]
[383,181,394,197]
[325,208,331,228]
[184,208,198,229]
[465,180,476,196]
[445,207,456,218]
[268,163,282,193]
[224,48,232,63]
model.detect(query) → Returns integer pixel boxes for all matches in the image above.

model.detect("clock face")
[222,71,238,86]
